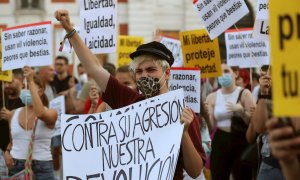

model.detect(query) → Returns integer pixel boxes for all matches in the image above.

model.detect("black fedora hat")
[129,41,174,66]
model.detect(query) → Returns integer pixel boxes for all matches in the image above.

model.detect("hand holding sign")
[180,107,194,132]
[23,66,34,83]
[55,9,74,33]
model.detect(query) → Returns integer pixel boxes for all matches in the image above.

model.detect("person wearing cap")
[55,9,206,179]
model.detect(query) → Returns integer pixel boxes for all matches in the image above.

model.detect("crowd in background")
[0,3,300,180]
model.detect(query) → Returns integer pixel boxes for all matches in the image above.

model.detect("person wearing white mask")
[206,63,255,180]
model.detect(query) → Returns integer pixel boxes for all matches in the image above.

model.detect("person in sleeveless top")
[4,66,57,180]
[206,63,255,180]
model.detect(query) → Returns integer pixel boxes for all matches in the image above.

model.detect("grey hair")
[129,54,170,73]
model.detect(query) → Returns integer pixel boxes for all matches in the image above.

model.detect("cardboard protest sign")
[179,29,222,78]
[117,36,144,67]
[49,96,65,137]
[160,37,183,67]
[61,89,185,179]
[253,0,269,40]
[170,68,201,113]
[270,0,300,116]
[225,28,269,68]
[1,21,52,71]
[80,0,117,54]
[193,0,249,39]
[0,30,12,82]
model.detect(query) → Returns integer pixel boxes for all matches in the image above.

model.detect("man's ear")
[165,69,171,80]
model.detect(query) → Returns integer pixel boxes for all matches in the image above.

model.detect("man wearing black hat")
[55,9,206,179]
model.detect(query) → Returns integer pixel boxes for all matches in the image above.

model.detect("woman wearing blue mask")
[206,63,255,180]
[3,66,57,180]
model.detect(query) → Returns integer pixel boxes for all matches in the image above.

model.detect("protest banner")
[170,68,201,113]
[160,37,183,67]
[193,0,249,39]
[179,29,222,78]
[1,21,52,71]
[253,0,269,40]
[0,30,12,82]
[80,0,117,54]
[61,89,185,179]
[270,0,300,116]
[225,28,269,68]
[49,96,65,137]
[117,36,144,67]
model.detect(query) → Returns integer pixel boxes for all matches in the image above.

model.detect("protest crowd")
[0,0,300,180]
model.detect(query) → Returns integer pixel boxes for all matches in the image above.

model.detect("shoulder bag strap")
[24,117,38,180]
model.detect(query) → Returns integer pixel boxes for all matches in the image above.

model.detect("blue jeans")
[0,150,8,177]
[9,159,55,180]
[257,161,284,180]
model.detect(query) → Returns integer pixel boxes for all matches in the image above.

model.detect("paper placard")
[160,37,183,67]
[270,0,300,116]
[170,68,201,113]
[79,0,117,54]
[225,28,269,68]
[61,89,185,179]
[1,21,52,71]
[193,0,249,39]
[49,96,65,137]
[180,29,222,78]
[117,36,144,67]
[253,0,269,40]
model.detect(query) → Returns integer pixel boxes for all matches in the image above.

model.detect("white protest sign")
[61,89,185,179]
[253,0,269,40]
[49,96,65,137]
[160,37,183,67]
[79,0,117,54]
[170,68,201,113]
[193,0,249,40]
[225,28,269,68]
[1,21,52,71]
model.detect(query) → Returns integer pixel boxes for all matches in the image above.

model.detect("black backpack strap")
[236,88,245,103]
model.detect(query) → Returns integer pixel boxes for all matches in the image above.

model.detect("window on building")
[21,0,40,9]
[0,0,9,3]
[51,0,75,2]
[119,24,128,35]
